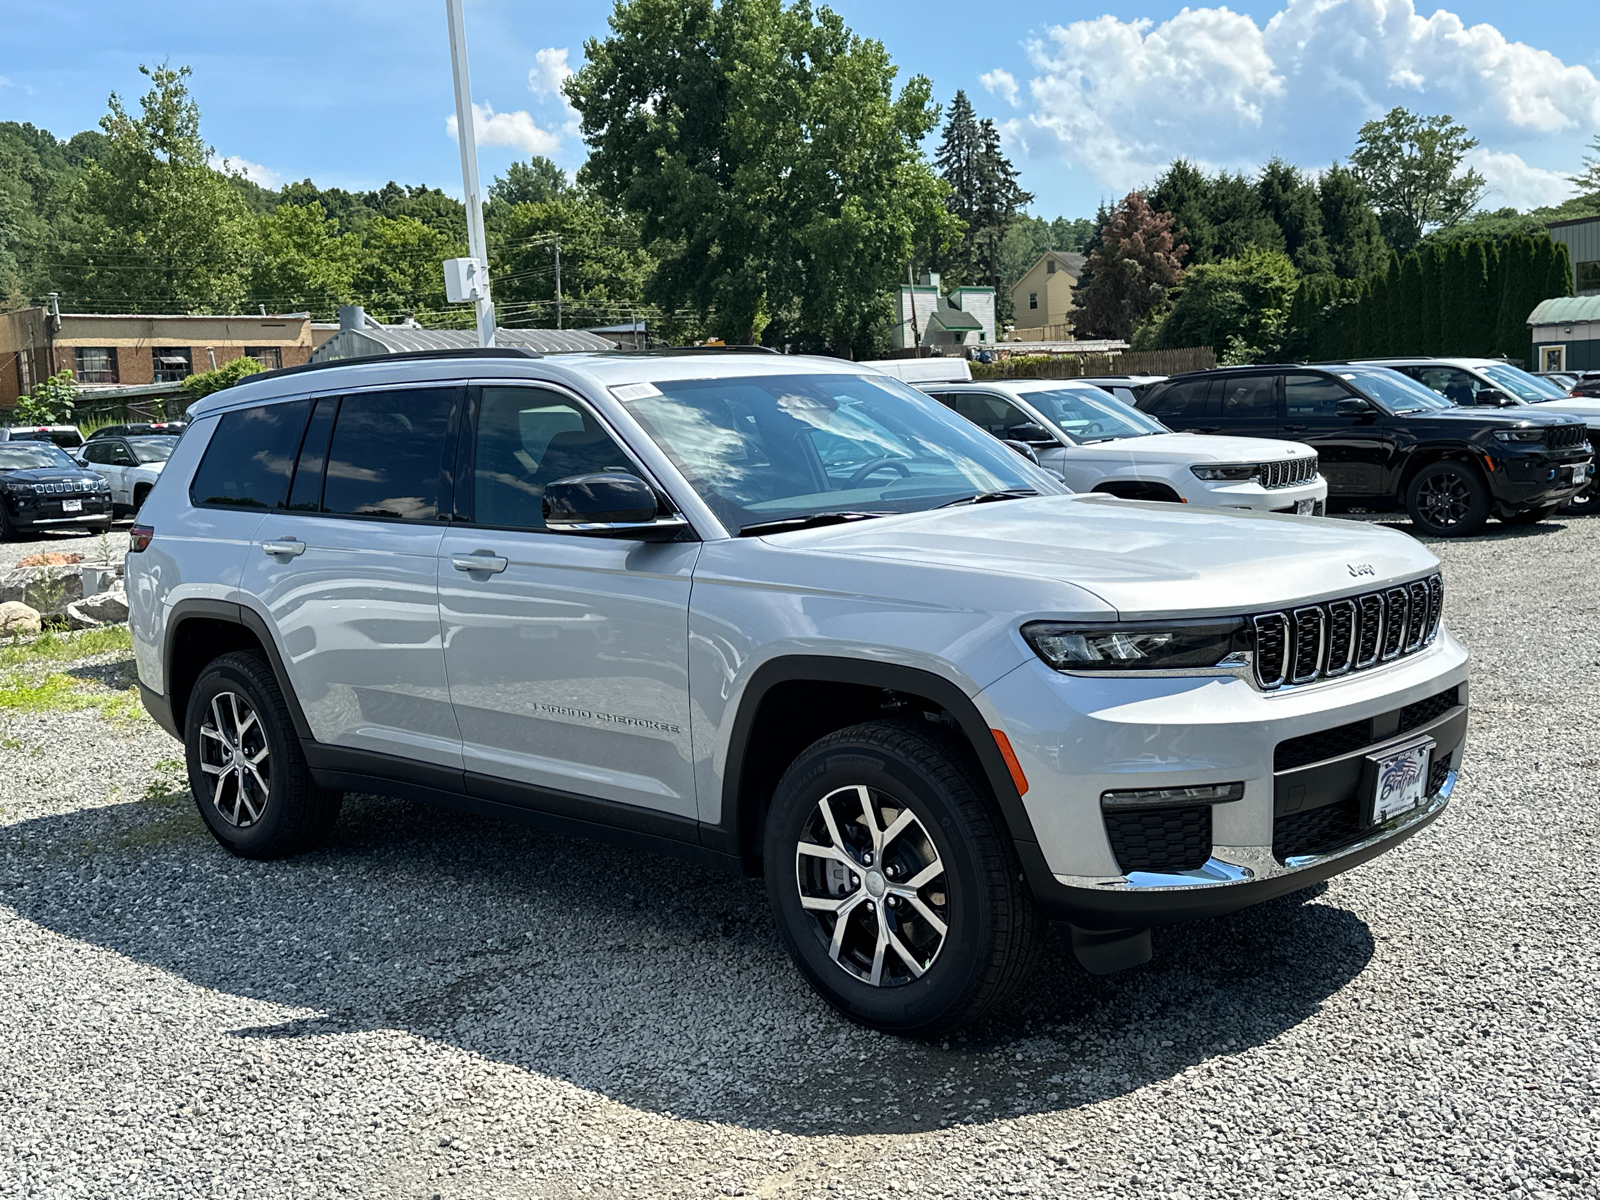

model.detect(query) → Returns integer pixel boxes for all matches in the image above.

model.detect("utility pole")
[554,237,562,331]
[906,264,921,353]
[445,0,496,347]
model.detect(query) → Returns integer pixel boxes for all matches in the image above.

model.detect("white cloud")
[1467,148,1577,211]
[979,69,1020,108]
[446,101,561,157]
[210,154,282,188]
[528,47,572,99]
[0,76,12,89]
[1002,0,1600,199]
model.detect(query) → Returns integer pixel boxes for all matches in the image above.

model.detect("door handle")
[452,553,508,575]
[261,537,306,557]
[1282,424,1307,432]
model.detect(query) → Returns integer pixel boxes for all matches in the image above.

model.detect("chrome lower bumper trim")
[1054,776,1453,893]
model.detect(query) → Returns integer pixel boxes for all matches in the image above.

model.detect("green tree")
[1418,245,1443,354]
[1397,251,1423,354]
[1257,158,1332,276]
[1150,160,1283,265]
[180,354,263,399]
[932,90,982,285]
[63,64,258,312]
[1570,134,1600,204]
[14,369,78,424]
[349,214,464,321]
[1349,107,1486,252]
[1317,165,1389,280]
[1473,239,1501,357]
[1439,242,1469,355]
[489,190,655,330]
[246,202,361,318]
[1075,191,1186,341]
[1379,252,1403,356]
[567,0,958,354]
[1156,247,1297,360]
[489,156,569,210]
[1494,236,1536,359]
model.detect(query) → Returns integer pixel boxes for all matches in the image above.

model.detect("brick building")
[0,308,316,408]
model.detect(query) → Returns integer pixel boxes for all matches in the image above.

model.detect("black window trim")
[450,379,691,537]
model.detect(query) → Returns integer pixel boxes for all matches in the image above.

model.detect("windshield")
[0,444,77,470]
[1021,387,1169,442]
[620,372,1061,532]
[1479,363,1569,402]
[1339,369,1453,414]
[127,436,177,463]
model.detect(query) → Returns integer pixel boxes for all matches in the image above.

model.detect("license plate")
[1294,498,1315,515]
[1573,463,1592,486]
[1367,738,1432,825]
[62,498,82,512]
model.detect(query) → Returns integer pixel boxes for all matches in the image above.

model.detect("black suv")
[1137,364,1593,536]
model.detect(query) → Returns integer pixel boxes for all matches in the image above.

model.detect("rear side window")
[1143,378,1215,419]
[190,401,311,509]
[1218,374,1279,417]
[320,388,456,521]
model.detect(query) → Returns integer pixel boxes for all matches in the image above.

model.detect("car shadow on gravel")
[2,793,1372,1136]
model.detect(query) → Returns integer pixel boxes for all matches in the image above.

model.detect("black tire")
[184,650,342,859]
[1562,485,1598,516]
[86,520,113,536]
[132,485,151,515]
[1501,503,1561,526]
[1405,461,1491,537]
[0,503,13,542]
[763,718,1043,1037]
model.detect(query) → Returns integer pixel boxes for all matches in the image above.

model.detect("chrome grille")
[1251,574,1443,690]
[1260,456,1319,489]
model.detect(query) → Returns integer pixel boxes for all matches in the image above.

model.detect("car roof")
[185,348,876,418]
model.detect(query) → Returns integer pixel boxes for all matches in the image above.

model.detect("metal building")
[310,306,617,364]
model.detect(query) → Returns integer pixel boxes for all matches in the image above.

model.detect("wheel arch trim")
[162,597,315,742]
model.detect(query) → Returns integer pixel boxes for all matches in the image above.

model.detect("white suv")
[925,379,1328,513]
[126,349,1467,1035]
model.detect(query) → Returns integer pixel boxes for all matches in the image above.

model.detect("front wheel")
[1562,485,1598,516]
[184,651,342,859]
[1501,503,1561,526]
[763,719,1043,1037]
[1405,461,1491,537]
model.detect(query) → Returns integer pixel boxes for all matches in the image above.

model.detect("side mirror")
[1478,388,1518,408]
[1000,439,1041,464]
[543,473,687,541]
[1336,398,1375,418]
[1005,421,1055,445]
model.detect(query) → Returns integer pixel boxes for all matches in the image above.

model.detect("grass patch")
[0,670,144,722]
[0,625,133,669]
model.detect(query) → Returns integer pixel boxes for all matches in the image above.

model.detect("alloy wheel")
[1416,470,1472,528]
[794,784,949,987]
[198,690,271,826]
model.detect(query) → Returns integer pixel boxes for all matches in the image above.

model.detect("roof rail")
[241,346,539,387]
[611,345,781,355]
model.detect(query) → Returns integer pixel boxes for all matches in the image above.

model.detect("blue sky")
[2,1,1597,220]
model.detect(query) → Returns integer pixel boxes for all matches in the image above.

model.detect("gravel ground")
[2,511,1598,1200]
[0,522,129,571]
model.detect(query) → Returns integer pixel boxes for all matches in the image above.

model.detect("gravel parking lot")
[2,512,1598,1199]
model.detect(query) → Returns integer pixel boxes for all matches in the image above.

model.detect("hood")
[0,467,103,485]
[1414,406,1582,429]
[1065,432,1314,464]
[1523,397,1600,422]
[761,494,1437,619]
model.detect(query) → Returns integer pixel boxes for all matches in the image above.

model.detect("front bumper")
[1187,476,1328,513]
[977,629,1469,929]
[1487,450,1592,510]
[4,495,113,528]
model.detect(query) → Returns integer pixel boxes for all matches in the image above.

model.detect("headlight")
[1492,429,1543,443]
[1022,619,1249,672]
[1190,463,1259,481]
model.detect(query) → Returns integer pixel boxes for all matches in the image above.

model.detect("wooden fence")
[971,346,1215,380]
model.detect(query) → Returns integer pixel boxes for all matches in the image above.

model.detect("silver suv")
[127,349,1469,1035]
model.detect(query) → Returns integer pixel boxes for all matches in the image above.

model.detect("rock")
[65,584,128,629]
[16,551,83,568]
[0,565,84,615]
[0,600,42,637]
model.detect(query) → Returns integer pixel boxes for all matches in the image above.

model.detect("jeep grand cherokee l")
[1139,364,1592,536]
[127,348,1469,1035]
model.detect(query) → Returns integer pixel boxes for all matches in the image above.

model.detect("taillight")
[129,524,154,553]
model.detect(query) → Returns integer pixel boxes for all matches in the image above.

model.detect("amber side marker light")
[990,729,1029,796]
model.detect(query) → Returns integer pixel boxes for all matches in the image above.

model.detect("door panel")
[1280,372,1388,497]
[440,384,699,816]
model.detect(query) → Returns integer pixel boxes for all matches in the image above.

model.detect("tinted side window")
[1406,366,1480,405]
[943,393,1027,437]
[287,396,338,512]
[1283,373,1353,418]
[1218,375,1279,417]
[471,386,634,530]
[189,401,311,509]
[1143,378,1214,419]
[81,442,109,464]
[322,388,455,521]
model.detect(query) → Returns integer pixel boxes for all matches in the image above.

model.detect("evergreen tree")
[1546,238,1573,299]
[1353,277,1374,358]
[1257,158,1332,276]
[1418,245,1443,355]
[1495,236,1534,360]
[1382,252,1404,356]
[1439,242,1469,355]
[932,90,983,284]
[1075,191,1186,340]
[970,117,1032,294]
[1365,268,1389,357]
[1317,165,1389,280]
[1397,251,1424,354]
[1463,240,1493,356]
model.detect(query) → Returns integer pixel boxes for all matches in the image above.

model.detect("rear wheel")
[132,485,151,515]
[764,719,1042,1037]
[0,504,13,542]
[1405,461,1490,537]
[1501,503,1561,526]
[184,651,342,859]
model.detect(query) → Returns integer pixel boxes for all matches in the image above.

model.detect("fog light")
[1100,782,1245,810]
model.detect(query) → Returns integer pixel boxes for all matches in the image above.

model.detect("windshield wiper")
[937,489,1038,508]
[738,511,893,537]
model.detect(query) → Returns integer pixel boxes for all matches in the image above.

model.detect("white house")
[891,273,997,352]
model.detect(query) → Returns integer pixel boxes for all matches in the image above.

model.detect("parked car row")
[0,425,182,540]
